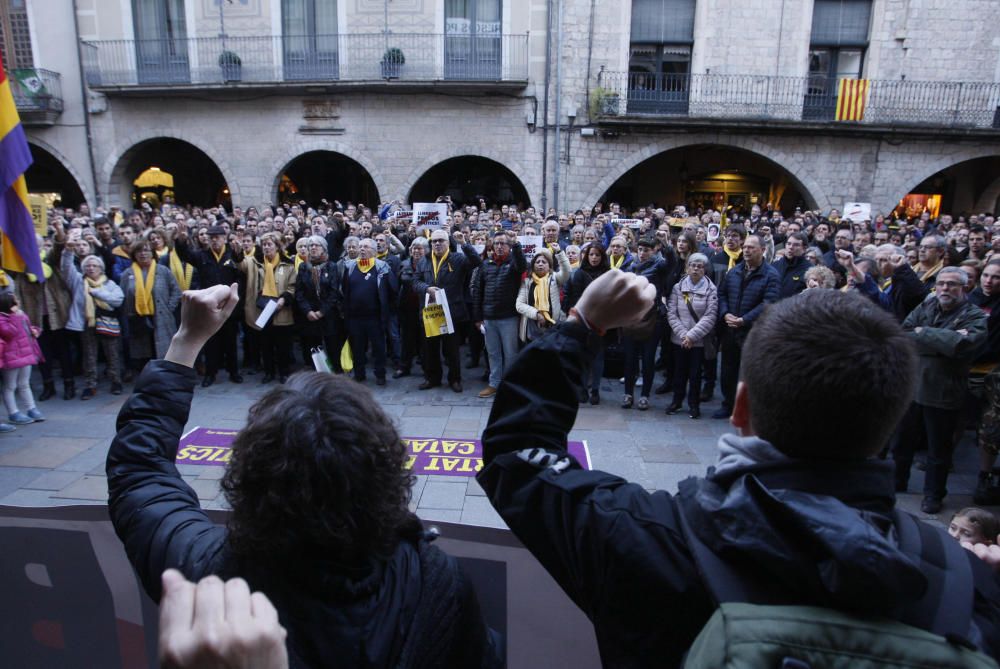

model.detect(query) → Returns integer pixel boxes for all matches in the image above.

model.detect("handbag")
[95,315,121,338]
[311,346,332,374]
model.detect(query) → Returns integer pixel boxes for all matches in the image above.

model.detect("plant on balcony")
[381,47,405,79]
[590,87,620,117]
[219,50,242,83]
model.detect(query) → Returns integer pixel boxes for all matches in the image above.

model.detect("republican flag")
[835,78,870,122]
[0,53,44,280]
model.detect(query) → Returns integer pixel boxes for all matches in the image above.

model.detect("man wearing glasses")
[893,266,987,514]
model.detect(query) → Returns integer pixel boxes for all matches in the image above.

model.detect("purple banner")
[176,427,591,477]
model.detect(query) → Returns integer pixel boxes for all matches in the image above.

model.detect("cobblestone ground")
[0,366,987,529]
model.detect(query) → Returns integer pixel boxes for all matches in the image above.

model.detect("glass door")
[445,0,501,80]
[803,48,863,120]
[282,0,338,81]
[133,0,189,84]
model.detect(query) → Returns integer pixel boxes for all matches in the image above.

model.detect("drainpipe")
[540,0,552,213]
[552,0,563,214]
[72,0,101,207]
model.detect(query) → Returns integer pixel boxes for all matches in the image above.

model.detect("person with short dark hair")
[471,232,526,398]
[240,232,297,384]
[478,279,1000,668]
[771,231,810,298]
[107,285,503,669]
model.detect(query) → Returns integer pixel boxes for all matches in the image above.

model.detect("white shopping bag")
[423,289,455,336]
[311,346,332,373]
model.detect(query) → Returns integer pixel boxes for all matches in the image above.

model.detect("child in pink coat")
[0,293,44,427]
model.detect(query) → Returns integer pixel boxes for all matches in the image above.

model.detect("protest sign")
[175,427,591,478]
[413,202,448,229]
[517,235,544,261]
[843,202,872,222]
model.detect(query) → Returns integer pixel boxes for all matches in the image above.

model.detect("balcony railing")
[596,71,1000,130]
[81,33,529,89]
[8,68,63,125]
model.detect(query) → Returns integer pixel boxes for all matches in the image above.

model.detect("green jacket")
[903,298,987,409]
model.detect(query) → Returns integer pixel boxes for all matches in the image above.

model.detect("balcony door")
[445,0,501,80]
[283,0,338,81]
[133,0,189,84]
[803,0,871,120]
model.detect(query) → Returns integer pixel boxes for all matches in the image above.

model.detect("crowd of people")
[10,197,1000,512]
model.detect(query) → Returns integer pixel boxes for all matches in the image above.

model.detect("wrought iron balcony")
[81,33,529,91]
[595,71,1000,131]
[8,68,63,126]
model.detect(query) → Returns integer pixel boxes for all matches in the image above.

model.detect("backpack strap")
[676,484,977,641]
[892,509,975,640]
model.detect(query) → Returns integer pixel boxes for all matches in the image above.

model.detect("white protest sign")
[707,223,721,243]
[613,218,643,230]
[517,235,544,261]
[413,203,448,229]
[843,202,872,222]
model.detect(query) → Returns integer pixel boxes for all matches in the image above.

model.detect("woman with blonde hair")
[516,248,564,343]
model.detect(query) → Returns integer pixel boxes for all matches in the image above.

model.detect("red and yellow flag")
[0,53,44,279]
[835,78,869,122]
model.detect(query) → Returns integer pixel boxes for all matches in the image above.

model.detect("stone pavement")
[0,368,991,530]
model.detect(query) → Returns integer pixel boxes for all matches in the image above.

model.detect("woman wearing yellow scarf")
[72,256,125,399]
[121,240,182,373]
[515,248,563,343]
[239,232,297,383]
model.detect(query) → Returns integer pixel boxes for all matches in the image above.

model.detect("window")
[627,0,695,113]
[282,0,338,80]
[805,0,872,118]
[133,0,189,84]
[445,0,502,80]
[0,0,33,69]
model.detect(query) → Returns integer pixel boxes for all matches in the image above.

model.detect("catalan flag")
[0,53,44,280]
[835,78,870,122]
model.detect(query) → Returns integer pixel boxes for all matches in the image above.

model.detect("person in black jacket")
[107,284,503,669]
[622,237,675,411]
[294,236,345,374]
[564,242,611,404]
[849,244,926,322]
[477,279,1000,669]
[471,231,527,398]
[771,231,810,299]
[714,234,779,419]
[412,229,482,392]
[174,225,243,387]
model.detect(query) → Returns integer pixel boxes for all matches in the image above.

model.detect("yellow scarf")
[169,251,193,291]
[531,273,555,324]
[432,250,450,282]
[570,260,580,270]
[156,248,169,259]
[27,251,53,283]
[610,254,625,270]
[84,275,111,327]
[0,269,9,287]
[295,255,306,271]
[133,262,156,316]
[917,259,944,290]
[357,258,375,273]
[211,247,226,264]
[724,246,741,270]
[376,250,388,260]
[262,255,280,298]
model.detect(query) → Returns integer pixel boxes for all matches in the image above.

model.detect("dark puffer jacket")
[106,360,502,669]
[477,323,1000,669]
[471,243,527,321]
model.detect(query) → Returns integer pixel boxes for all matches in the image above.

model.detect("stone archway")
[101,131,239,209]
[401,147,535,206]
[25,142,89,208]
[877,146,1000,213]
[407,155,531,208]
[581,135,829,213]
[268,139,387,208]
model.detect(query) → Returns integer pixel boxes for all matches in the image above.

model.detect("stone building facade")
[10,0,1000,216]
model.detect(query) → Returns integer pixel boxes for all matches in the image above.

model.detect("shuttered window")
[810,0,872,47]
[630,0,696,44]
